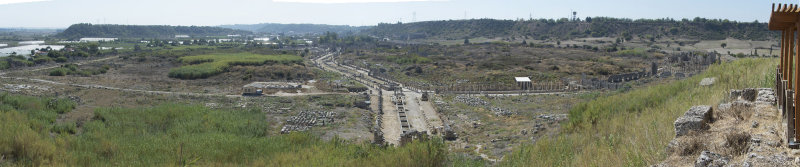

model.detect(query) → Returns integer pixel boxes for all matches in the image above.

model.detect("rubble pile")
[490,107,514,116]
[454,95,489,107]
[281,111,336,134]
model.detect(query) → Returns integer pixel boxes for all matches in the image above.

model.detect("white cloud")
[273,0,444,3]
[0,0,51,5]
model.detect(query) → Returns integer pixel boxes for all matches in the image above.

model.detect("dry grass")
[502,58,777,166]
[723,131,750,156]
[678,135,708,156]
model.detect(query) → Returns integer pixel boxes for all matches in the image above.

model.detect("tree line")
[363,17,777,41]
[56,23,253,40]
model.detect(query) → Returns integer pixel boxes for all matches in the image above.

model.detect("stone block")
[675,105,713,137]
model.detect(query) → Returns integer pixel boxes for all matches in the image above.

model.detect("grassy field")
[501,58,777,166]
[168,53,303,79]
[0,92,481,166]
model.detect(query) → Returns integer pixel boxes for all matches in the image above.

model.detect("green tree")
[721,43,727,48]
[464,38,470,45]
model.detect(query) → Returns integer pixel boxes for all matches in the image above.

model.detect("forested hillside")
[56,23,252,39]
[364,17,777,41]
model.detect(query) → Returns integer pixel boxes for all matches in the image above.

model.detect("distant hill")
[219,23,369,35]
[56,23,253,40]
[363,17,777,41]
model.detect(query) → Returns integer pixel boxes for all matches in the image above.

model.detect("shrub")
[49,68,70,76]
[55,56,68,63]
[52,121,77,134]
[169,53,303,79]
[0,111,56,165]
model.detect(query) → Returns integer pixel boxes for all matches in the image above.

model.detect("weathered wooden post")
[771,3,800,148]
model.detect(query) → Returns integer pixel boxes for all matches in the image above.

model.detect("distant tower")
[413,11,417,22]
[464,11,467,20]
[572,11,577,21]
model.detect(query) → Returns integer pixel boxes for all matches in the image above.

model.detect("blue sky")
[0,0,795,28]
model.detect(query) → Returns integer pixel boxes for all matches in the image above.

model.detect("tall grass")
[502,58,777,166]
[0,93,453,166]
[168,53,303,79]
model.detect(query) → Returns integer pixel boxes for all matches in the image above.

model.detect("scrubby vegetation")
[168,53,303,79]
[0,93,458,166]
[49,64,110,76]
[502,58,776,166]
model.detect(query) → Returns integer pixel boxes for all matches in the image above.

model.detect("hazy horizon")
[0,0,794,28]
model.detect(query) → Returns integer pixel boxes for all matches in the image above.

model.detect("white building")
[175,35,190,38]
[254,37,270,41]
[515,77,532,90]
[18,41,45,45]
[0,44,7,47]
[80,38,117,42]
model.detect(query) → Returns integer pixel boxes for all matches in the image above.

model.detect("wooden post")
[789,89,796,143]
[794,25,800,140]
[791,28,796,90]
[781,31,788,80]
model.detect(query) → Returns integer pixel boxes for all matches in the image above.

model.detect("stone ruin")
[658,88,784,167]
[667,52,718,66]
[442,123,458,141]
[280,111,337,134]
[674,105,713,137]
[399,130,429,146]
[580,77,623,90]
[454,95,489,107]
[607,71,649,83]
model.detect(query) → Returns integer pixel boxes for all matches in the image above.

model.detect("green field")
[502,58,776,166]
[0,93,475,166]
[168,53,303,79]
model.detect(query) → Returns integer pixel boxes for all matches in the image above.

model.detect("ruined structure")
[607,71,649,83]
[280,111,337,134]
